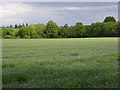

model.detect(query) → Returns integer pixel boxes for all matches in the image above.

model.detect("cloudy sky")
[0,2,118,26]
[0,0,119,2]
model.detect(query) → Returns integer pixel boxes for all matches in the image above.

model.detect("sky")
[0,1,119,26]
[0,0,119,2]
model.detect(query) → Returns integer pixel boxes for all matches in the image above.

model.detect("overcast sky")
[0,2,118,26]
[0,0,119,2]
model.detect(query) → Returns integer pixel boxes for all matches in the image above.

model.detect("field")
[2,38,118,88]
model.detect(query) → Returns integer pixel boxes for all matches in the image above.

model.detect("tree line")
[0,16,120,39]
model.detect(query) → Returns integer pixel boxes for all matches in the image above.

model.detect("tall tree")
[2,27,16,38]
[44,20,59,38]
[18,26,36,38]
[74,22,85,38]
[103,16,116,22]
[22,23,25,27]
[18,24,22,28]
[34,24,46,38]
[26,23,28,26]
[59,24,70,38]
[15,24,18,28]
[116,22,120,37]
[10,25,12,28]
[90,22,105,37]
[104,22,117,37]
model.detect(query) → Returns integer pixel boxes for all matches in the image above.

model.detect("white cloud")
[65,5,117,11]
[0,0,119,2]
[0,2,118,26]
[0,3,35,25]
[1,3,33,16]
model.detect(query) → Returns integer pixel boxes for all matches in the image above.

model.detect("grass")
[2,38,118,88]
[0,39,2,89]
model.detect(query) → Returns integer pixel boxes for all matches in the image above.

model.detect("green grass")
[2,38,118,88]
[0,39,2,89]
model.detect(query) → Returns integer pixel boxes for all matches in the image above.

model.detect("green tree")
[84,25,90,37]
[116,22,120,37]
[18,24,22,28]
[2,27,16,38]
[15,24,18,28]
[90,22,105,37]
[59,24,70,38]
[103,16,116,22]
[68,26,76,38]
[22,23,25,27]
[10,25,12,28]
[34,24,46,38]
[74,22,85,38]
[18,26,36,38]
[104,22,117,36]
[44,21,59,38]
[26,23,28,26]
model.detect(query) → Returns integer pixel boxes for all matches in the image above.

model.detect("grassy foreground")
[2,38,118,88]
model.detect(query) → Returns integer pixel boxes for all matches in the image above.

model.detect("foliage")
[74,22,85,38]
[115,22,120,37]
[33,24,46,38]
[58,24,70,38]
[86,22,118,37]
[103,16,116,22]
[44,21,59,38]
[2,27,16,39]
[1,16,119,39]
[17,26,36,39]
[103,22,117,37]
[89,22,105,37]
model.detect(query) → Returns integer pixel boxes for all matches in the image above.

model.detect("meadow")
[2,38,118,88]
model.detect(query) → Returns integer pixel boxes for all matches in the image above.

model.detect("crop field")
[2,38,118,88]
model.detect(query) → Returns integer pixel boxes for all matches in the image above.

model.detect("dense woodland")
[0,16,120,39]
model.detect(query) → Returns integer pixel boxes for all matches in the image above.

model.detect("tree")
[22,23,25,27]
[34,24,46,38]
[104,22,117,37]
[15,24,18,28]
[2,27,16,38]
[68,26,76,38]
[26,23,28,26]
[10,25,12,28]
[44,20,59,38]
[103,16,116,22]
[74,22,85,38]
[58,24,70,38]
[84,25,91,37]
[89,22,105,37]
[18,26,36,38]
[18,24,22,28]
[116,22,120,37]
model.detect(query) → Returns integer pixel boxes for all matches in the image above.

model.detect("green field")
[2,38,118,88]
